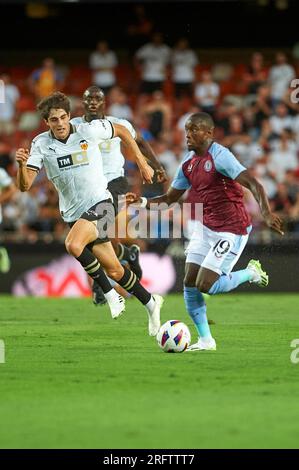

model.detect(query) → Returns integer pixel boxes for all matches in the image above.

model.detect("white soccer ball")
[156,320,191,353]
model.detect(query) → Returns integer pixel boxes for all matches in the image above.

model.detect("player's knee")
[65,239,83,258]
[183,274,196,287]
[196,278,211,293]
[106,265,124,281]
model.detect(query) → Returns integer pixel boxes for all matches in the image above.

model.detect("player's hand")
[264,212,284,235]
[125,192,140,205]
[16,148,29,166]
[138,162,154,184]
[155,167,168,183]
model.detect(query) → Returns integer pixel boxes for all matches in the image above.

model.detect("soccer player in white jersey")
[0,168,16,273]
[71,85,167,305]
[15,92,163,336]
[127,112,284,349]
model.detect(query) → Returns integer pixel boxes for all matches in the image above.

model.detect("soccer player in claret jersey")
[71,86,167,306]
[127,112,284,350]
[15,92,163,337]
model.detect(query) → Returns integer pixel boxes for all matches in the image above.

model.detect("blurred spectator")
[269,102,294,136]
[194,70,219,117]
[137,91,172,139]
[251,83,272,133]
[89,41,118,94]
[107,87,134,121]
[28,58,64,100]
[268,52,295,106]
[292,113,299,147]
[0,73,20,135]
[171,38,198,98]
[222,113,250,142]
[126,5,153,45]
[270,182,293,218]
[152,138,179,179]
[284,169,299,202]
[289,192,299,232]
[254,151,278,199]
[268,129,298,182]
[242,52,268,95]
[243,188,264,228]
[135,32,171,94]
[0,142,14,173]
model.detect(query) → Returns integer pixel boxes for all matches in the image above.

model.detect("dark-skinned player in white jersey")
[71,86,167,305]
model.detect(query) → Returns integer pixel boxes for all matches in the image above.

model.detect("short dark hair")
[37,92,70,120]
[83,86,105,99]
[190,112,214,129]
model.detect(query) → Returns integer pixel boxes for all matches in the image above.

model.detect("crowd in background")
[1,32,299,247]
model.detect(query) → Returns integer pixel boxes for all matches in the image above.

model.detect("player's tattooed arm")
[126,186,185,209]
[236,169,284,235]
[15,148,38,191]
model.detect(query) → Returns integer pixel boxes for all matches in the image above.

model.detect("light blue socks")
[183,286,212,339]
[208,269,252,295]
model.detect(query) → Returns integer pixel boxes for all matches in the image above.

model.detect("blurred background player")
[127,112,284,350]
[0,168,17,273]
[89,41,118,95]
[28,58,64,101]
[71,85,167,305]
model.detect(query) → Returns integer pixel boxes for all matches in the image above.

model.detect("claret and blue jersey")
[171,142,251,235]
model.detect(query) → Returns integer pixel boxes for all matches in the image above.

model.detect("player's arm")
[126,186,185,209]
[126,159,189,208]
[236,169,284,235]
[0,182,17,204]
[135,133,168,182]
[16,148,39,191]
[113,123,154,184]
[121,132,167,183]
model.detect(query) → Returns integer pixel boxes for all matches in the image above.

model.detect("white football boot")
[186,337,217,351]
[107,293,126,319]
[147,294,164,336]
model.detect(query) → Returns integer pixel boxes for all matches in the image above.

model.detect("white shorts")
[185,222,251,275]
[185,219,200,241]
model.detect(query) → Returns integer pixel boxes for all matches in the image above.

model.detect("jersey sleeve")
[78,119,114,142]
[214,147,246,180]
[117,119,137,140]
[27,138,44,172]
[171,164,191,190]
[0,168,12,189]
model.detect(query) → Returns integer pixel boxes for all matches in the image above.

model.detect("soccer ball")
[156,320,191,353]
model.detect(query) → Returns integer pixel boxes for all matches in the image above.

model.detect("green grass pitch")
[0,293,299,449]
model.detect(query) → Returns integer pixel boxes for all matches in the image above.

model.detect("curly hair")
[37,92,71,120]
